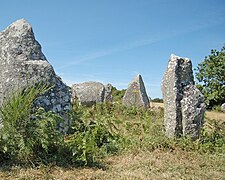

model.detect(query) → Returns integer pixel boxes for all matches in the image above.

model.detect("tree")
[195,45,225,108]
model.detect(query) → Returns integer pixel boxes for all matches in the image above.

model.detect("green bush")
[111,86,126,102]
[151,98,163,103]
[65,102,122,166]
[212,105,222,112]
[0,85,224,167]
[0,83,64,165]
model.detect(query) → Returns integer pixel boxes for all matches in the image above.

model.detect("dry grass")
[151,102,225,121]
[0,150,224,180]
[0,102,224,180]
[205,111,225,121]
[150,102,164,108]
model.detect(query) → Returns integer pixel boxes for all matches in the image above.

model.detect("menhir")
[162,54,205,140]
[0,19,71,132]
[122,74,150,108]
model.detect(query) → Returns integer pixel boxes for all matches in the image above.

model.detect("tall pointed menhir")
[123,74,150,108]
[161,54,205,140]
[0,19,71,132]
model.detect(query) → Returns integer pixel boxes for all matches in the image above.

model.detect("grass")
[0,101,224,179]
[205,111,225,121]
[152,102,225,122]
[1,150,224,179]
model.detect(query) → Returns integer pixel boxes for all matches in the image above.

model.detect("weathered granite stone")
[221,103,225,112]
[104,83,113,102]
[122,74,150,108]
[162,54,205,139]
[71,81,112,106]
[0,19,71,131]
[181,85,205,138]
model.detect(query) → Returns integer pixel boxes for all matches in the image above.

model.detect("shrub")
[0,83,64,165]
[65,102,122,166]
[0,85,224,167]
[111,86,126,102]
[151,98,163,103]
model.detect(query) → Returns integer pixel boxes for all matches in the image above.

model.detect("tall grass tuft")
[0,83,64,165]
[0,86,224,167]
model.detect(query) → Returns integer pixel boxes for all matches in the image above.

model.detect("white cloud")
[57,18,225,70]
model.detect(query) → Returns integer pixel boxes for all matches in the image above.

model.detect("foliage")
[0,83,224,167]
[65,102,123,165]
[0,83,64,165]
[195,45,225,108]
[66,102,225,166]
[212,105,223,112]
[151,98,163,103]
[111,86,126,102]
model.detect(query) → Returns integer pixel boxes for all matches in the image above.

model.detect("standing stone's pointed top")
[170,54,190,61]
[3,19,33,37]
[0,18,46,61]
[11,18,30,26]
[170,54,178,58]
[133,74,141,81]
[137,74,141,77]
[122,74,150,108]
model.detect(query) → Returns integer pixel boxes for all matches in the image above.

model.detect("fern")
[0,82,64,164]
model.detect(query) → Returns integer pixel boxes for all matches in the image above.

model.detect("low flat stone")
[71,81,112,106]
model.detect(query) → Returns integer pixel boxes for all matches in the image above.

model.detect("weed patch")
[0,85,224,179]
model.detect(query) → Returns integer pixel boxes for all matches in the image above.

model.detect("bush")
[111,86,126,102]
[0,85,224,167]
[65,102,122,166]
[212,105,222,112]
[151,98,163,103]
[0,83,64,165]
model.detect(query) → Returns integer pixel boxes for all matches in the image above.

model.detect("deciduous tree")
[195,45,225,108]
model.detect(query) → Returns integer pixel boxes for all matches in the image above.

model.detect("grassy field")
[0,102,224,180]
[151,102,225,121]
[1,149,224,180]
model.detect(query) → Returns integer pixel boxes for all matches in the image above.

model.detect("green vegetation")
[111,86,126,102]
[0,83,65,165]
[0,83,224,179]
[151,98,163,103]
[195,45,225,109]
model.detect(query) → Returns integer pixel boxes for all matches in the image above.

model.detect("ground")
[1,150,224,180]
[0,103,224,180]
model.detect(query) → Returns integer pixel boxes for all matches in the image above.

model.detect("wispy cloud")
[57,17,225,70]
[57,36,161,70]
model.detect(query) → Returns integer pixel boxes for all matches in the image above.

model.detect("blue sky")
[1,0,225,98]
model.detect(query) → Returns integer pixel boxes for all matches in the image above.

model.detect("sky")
[0,0,225,98]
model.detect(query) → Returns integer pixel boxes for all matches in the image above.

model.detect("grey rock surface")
[221,103,225,112]
[71,81,112,106]
[162,54,205,139]
[122,74,150,108]
[104,83,113,102]
[181,85,205,138]
[0,19,71,131]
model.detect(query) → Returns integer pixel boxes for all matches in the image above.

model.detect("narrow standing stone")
[161,54,205,139]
